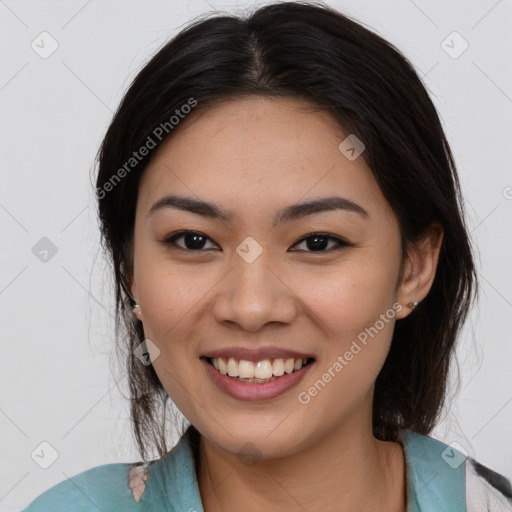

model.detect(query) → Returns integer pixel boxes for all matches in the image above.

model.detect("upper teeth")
[211,357,308,379]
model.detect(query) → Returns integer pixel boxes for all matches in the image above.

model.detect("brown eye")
[291,233,350,252]
[163,231,218,251]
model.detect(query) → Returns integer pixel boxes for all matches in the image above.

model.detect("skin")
[129,96,444,512]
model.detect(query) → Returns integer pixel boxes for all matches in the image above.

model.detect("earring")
[407,301,420,309]
[129,297,141,314]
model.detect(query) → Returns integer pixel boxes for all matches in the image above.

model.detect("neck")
[196,416,406,512]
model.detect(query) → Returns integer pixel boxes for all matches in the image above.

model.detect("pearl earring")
[407,301,420,309]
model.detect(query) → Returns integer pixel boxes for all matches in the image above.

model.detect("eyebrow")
[148,194,369,225]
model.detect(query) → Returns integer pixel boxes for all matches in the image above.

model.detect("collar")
[399,428,466,511]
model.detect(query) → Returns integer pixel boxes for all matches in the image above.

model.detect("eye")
[162,231,219,251]
[161,230,351,253]
[290,233,350,252]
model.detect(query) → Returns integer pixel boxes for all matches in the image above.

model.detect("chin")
[193,414,315,460]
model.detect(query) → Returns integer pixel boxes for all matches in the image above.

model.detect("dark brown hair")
[94,1,477,461]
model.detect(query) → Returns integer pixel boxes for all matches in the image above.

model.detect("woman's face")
[130,96,428,458]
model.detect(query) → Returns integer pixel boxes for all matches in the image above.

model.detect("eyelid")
[289,232,351,252]
[162,230,220,251]
[161,230,351,253]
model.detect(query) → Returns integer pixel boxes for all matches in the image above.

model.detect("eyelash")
[161,230,352,253]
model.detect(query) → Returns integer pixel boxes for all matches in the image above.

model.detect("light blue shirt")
[19,428,481,511]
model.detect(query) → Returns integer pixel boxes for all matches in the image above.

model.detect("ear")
[129,275,143,321]
[395,221,444,320]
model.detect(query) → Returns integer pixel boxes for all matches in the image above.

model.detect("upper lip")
[203,347,315,362]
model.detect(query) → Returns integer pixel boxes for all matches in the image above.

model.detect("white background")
[1,0,511,510]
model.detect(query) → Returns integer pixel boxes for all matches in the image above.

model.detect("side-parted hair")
[95,1,477,461]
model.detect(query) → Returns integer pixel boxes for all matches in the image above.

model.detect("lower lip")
[201,358,314,402]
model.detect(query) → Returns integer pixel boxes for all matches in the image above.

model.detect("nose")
[211,256,298,332]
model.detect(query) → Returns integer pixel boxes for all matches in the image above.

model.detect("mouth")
[205,356,315,384]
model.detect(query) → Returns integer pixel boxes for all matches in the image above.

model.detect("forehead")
[137,96,394,225]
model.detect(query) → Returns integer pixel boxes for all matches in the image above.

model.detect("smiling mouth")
[206,356,315,383]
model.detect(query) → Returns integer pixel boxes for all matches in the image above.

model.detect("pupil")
[307,236,328,251]
[185,233,206,249]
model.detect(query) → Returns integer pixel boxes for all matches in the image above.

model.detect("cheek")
[134,264,209,411]
[294,252,400,338]
[133,249,225,370]
[136,268,202,339]
[294,267,398,429]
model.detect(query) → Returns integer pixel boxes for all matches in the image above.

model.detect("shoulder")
[20,428,203,512]
[399,429,512,511]
[20,461,150,512]
[465,456,512,511]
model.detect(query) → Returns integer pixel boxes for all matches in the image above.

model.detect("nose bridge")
[234,254,274,299]
[230,233,275,296]
[211,248,296,330]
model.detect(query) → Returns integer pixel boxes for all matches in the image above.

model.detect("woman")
[22,1,512,511]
